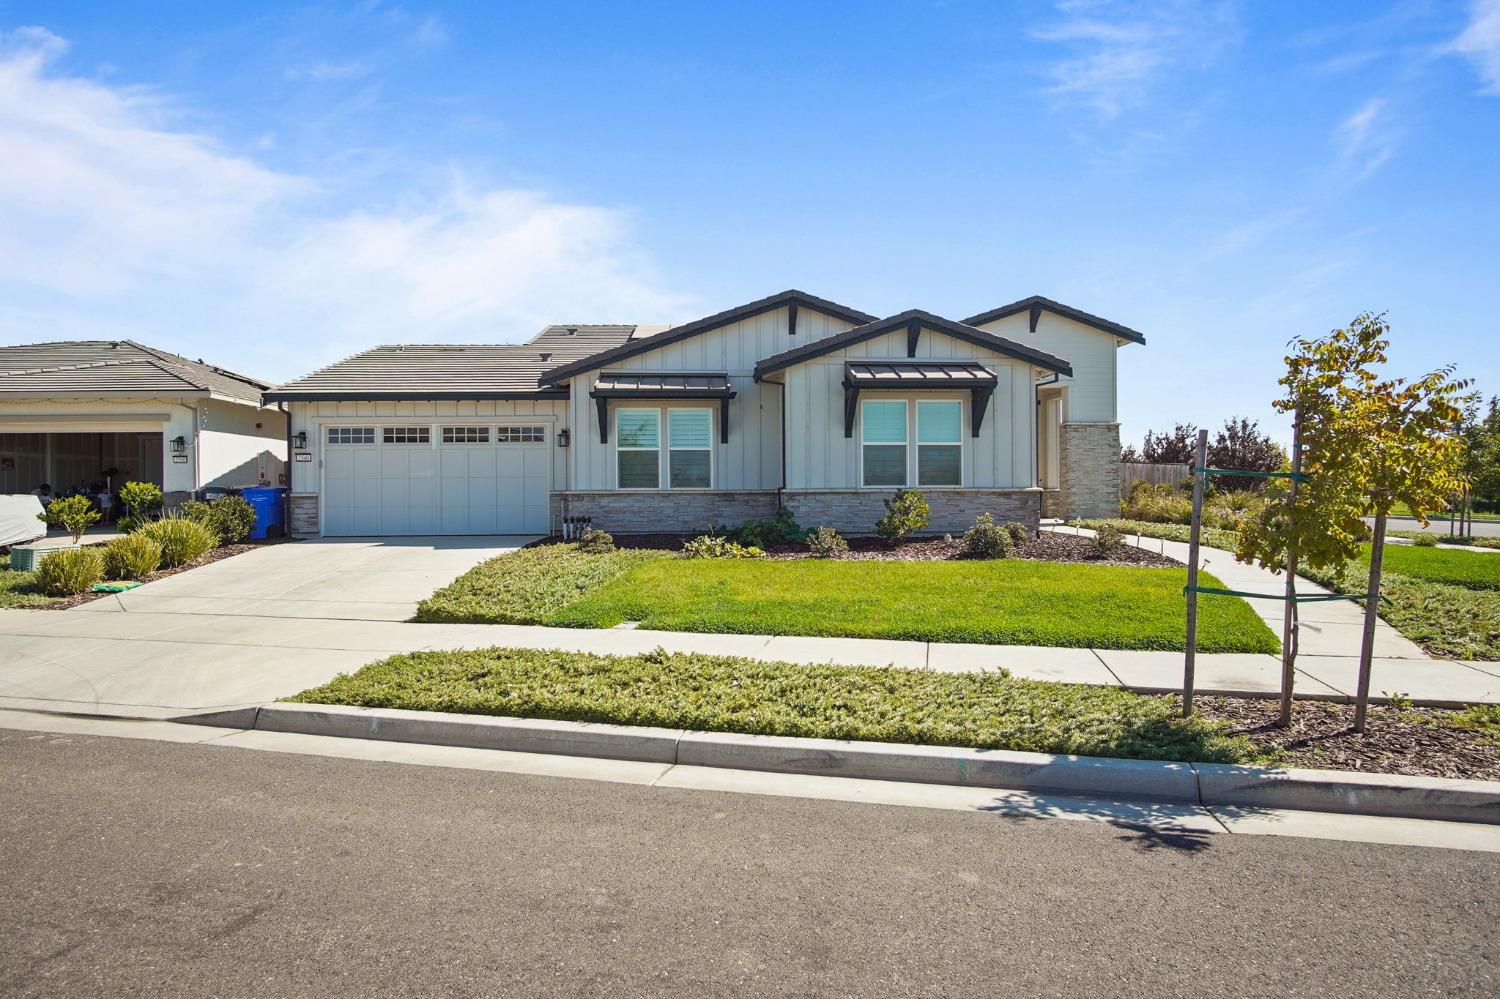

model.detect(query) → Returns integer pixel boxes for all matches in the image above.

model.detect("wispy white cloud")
[1334,97,1395,177]
[283,60,371,82]
[1449,0,1500,94]
[1031,0,1240,116]
[0,29,687,378]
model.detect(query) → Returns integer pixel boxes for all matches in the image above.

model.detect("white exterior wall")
[781,327,1037,490]
[565,306,857,491]
[975,313,1119,424]
[0,396,202,494]
[287,398,570,496]
[199,398,286,488]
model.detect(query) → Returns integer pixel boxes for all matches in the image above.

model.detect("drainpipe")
[279,401,292,534]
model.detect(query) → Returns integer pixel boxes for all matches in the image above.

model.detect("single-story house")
[265,290,1144,538]
[0,341,287,503]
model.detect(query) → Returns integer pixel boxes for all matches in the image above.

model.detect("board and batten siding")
[286,398,570,496]
[565,306,858,491]
[973,313,1118,424]
[781,327,1037,490]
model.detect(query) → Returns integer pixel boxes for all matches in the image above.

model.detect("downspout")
[1034,372,1060,494]
[279,401,291,535]
[770,379,787,508]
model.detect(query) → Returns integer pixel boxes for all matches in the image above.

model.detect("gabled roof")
[753,309,1073,381]
[960,295,1146,345]
[0,340,270,405]
[537,289,877,386]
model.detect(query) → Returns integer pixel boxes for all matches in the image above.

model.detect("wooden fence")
[1120,461,1191,491]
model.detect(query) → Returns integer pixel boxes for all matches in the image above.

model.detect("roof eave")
[263,389,570,403]
[961,296,1147,346]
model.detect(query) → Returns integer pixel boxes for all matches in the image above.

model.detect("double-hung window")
[616,409,661,489]
[667,409,712,489]
[861,400,908,487]
[916,401,962,486]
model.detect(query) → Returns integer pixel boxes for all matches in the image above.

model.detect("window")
[442,426,490,444]
[383,426,430,444]
[667,409,712,489]
[496,425,545,444]
[861,400,907,487]
[616,409,660,488]
[917,401,963,486]
[327,427,374,445]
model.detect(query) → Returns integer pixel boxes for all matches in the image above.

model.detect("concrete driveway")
[75,535,534,622]
[0,536,534,718]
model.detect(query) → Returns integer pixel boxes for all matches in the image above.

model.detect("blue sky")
[2,1,1497,447]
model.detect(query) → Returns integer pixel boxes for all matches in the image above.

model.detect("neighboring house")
[0,341,287,502]
[266,290,1144,538]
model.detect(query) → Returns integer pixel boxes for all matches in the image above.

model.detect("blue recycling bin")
[239,486,287,540]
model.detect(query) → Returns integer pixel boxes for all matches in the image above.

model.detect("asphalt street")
[3,730,1497,998]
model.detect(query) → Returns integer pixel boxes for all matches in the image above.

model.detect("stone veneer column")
[1059,423,1121,520]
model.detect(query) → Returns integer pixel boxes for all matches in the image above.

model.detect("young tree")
[1141,423,1200,464]
[1237,313,1468,732]
[1465,396,1500,505]
[1120,443,1144,463]
[1207,417,1287,491]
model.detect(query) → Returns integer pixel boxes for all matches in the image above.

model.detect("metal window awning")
[841,361,999,438]
[590,372,736,443]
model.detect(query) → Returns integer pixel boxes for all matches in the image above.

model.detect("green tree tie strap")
[1192,467,1307,480]
[1184,585,1385,604]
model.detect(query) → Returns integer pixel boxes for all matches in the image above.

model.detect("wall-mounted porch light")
[169,435,187,454]
[292,431,308,450]
[556,428,570,448]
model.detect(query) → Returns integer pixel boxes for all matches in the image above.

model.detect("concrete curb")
[224,703,1500,824]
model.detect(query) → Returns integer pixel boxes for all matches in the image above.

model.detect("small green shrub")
[682,535,765,559]
[962,513,1011,559]
[1409,533,1439,547]
[729,506,807,548]
[1003,521,1030,547]
[1091,523,1126,558]
[205,495,257,545]
[577,528,616,553]
[138,517,217,568]
[1121,481,1192,524]
[37,495,101,544]
[102,533,163,580]
[35,546,106,595]
[119,481,163,518]
[116,513,152,534]
[875,489,930,544]
[806,526,849,558]
[178,500,212,523]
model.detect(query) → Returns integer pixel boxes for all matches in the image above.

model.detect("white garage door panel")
[324,425,549,537]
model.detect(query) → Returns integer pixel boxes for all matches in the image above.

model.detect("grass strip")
[287,646,1259,764]
[415,543,669,624]
[0,554,61,609]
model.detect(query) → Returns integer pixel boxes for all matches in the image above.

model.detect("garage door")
[321,423,551,536]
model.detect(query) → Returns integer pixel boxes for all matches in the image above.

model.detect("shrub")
[116,514,151,534]
[682,535,765,559]
[37,495,101,543]
[1121,481,1192,524]
[730,506,807,548]
[138,517,217,567]
[806,526,849,558]
[35,546,106,596]
[205,495,257,545]
[1003,521,1030,547]
[1203,490,1266,531]
[102,533,163,580]
[1090,523,1125,558]
[1410,532,1440,547]
[118,481,163,518]
[178,500,212,523]
[577,528,616,553]
[875,489,930,544]
[962,513,1011,559]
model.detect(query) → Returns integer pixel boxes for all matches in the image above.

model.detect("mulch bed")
[1196,697,1500,780]
[39,537,294,610]
[601,531,1182,568]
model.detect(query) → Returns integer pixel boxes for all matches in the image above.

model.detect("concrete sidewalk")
[2,606,1497,720]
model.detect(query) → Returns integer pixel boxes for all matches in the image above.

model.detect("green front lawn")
[1362,544,1500,591]
[417,543,1278,653]
[0,555,60,609]
[287,646,1259,763]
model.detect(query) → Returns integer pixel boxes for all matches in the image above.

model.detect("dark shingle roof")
[0,341,270,405]
[265,328,641,401]
[845,360,998,386]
